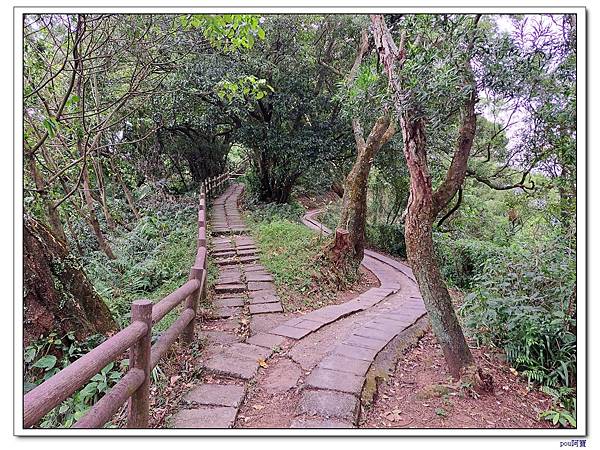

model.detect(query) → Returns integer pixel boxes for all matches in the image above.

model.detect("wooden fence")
[23,171,234,429]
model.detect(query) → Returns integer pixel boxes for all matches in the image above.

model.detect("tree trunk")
[400,114,474,378]
[255,158,297,204]
[82,161,116,259]
[92,157,116,231]
[23,216,117,346]
[371,14,482,379]
[110,158,141,221]
[331,180,345,198]
[26,154,68,245]
[335,28,396,264]
[338,116,395,262]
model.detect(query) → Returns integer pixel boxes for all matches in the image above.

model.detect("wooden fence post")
[198,226,206,249]
[182,267,203,344]
[127,299,153,428]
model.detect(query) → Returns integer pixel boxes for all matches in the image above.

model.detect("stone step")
[245,273,274,282]
[214,297,245,308]
[214,306,243,318]
[296,390,359,424]
[170,406,237,428]
[201,354,258,380]
[248,302,283,315]
[182,383,245,408]
[214,283,246,294]
[246,332,286,349]
[215,257,240,266]
[247,281,275,291]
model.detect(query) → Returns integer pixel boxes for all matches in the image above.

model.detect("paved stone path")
[171,183,286,428]
[287,209,426,428]
[170,185,428,429]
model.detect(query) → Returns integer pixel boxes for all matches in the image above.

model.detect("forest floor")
[359,287,554,430]
[361,328,554,429]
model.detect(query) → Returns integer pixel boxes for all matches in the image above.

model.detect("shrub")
[366,222,406,258]
[434,233,507,289]
[460,236,576,424]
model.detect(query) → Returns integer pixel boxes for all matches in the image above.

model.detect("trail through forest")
[21,12,578,432]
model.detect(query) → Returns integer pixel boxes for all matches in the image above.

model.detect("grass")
[245,208,334,311]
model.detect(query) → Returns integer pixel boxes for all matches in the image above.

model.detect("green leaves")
[215,75,274,103]
[65,94,79,108]
[179,14,265,52]
[540,408,576,428]
[42,117,58,139]
[32,355,57,370]
[455,232,576,426]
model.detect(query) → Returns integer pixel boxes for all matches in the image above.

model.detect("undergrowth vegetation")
[84,195,199,331]
[25,189,202,427]
[459,233,577,427]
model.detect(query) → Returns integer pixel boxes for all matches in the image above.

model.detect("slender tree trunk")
[336,28,396,263]
[92,157,116,231]
[400,114,474,378]
[81,160,116,259]
[339,116,395,262]
[111,158,140,220]
[73,32,116,260]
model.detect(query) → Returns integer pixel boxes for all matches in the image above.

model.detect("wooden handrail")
[151,279,201,325]
[23,319,149,428]
[23,184,221,429]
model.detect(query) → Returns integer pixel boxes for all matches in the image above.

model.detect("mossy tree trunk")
[400,114,475,378]
[24,216,117,347]
[338,115,396,263]
[336,28,396,264]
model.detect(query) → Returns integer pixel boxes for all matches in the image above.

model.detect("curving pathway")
[288,209,426,427]
[169,184,428,429]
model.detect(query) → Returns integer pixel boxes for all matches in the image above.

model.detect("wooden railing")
[23,172,234,429]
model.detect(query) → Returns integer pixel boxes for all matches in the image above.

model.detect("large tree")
[229,15,354,203]
[370,14,482,378]
[24,216,117,346]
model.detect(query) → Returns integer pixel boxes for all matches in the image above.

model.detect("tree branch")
[466,168,535,192]
[437,186,463,228]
